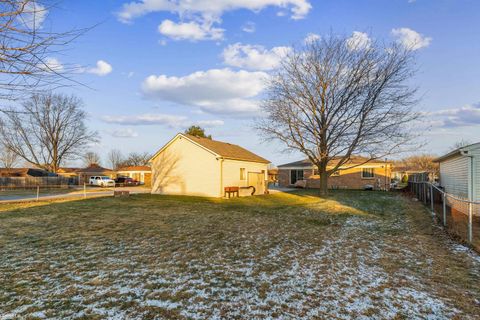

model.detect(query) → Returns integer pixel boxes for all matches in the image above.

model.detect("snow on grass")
[0,191,479,319]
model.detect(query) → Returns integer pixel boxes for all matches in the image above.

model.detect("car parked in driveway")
[115,176,140,187]
[89,176,115,187]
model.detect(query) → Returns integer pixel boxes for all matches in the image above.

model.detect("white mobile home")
[149,133,270,197]
[434,142,480,201]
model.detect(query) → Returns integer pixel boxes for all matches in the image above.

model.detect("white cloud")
[87,60,113,76]
[117,0,311,42]
[142,68,268,115]
[242,21,256,33]
[108,128,139,138]
[158,19,224,41]
[102,113,225,128]
[19,1,48,29]
[304,33,320,44]
[117,0,312,23]
[41,57,64,73]
[391,28,432,50]
[426,102,480,128]
[222,43,291,71]
[195,119,225,127]
[346,31,371,51]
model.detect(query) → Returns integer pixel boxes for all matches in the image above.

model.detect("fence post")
[423,183,426,203]
[430,184,434,213]
[442,193,447,227]
[84,183,87,199]
[36,185,40,202]
[468,202,473,243]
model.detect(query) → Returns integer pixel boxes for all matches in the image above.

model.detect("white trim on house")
[150,133,220,162]
[435,142,480,201]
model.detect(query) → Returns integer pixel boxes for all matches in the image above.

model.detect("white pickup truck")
[89,176,115,187]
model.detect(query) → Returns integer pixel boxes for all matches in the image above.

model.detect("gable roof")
[278,156,390,168]
[433,142,480,163]
[117,165,151,172]
[151,133,270,164]
[76,164,114,173]
[57,167,81,174]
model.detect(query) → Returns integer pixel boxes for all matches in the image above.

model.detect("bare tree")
[0,1,87,103]
[107,149,123,170]
[258,34,419,195]
[82,151,100,167]
[0,144,18,168]
[0,92,98,172]
[400,154,439,174]
[120,152,151,167]
[450,139,471,151]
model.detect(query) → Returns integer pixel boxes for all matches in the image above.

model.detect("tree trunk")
[319,168,329,196]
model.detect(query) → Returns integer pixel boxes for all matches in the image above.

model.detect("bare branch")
[0,91,99,172]
[256,33,420,195]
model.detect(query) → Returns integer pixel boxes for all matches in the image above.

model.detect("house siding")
[222,159,268,196]
[439,155,469,199]
[470,148,480,201]
[151,135,221,197]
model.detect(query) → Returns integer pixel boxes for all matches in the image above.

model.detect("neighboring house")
[56,167,81,185]
[56,167,81,178]
[277,157,392,190]
[76,164,115,185]
[434,142,480,201]
[392,166,429,182]
[0,168,52,177]
[116,166,152,187]
[150,133,270,197]
[268,168,279,186]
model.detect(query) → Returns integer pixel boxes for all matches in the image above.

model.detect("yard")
[0,190,479,319]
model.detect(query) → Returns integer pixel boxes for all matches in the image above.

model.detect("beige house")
[150,133,270,197]
[278,157,392,190]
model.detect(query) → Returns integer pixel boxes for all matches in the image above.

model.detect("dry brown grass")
[0,190,479,319]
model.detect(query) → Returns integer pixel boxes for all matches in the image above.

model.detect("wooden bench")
[224,186,239,198]
[114,190,130,197]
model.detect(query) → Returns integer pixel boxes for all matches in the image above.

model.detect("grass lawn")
[0,190,479,319]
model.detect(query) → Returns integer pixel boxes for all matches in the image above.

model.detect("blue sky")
[41,0,480,166]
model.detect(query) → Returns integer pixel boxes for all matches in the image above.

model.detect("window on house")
[240,168,246,180]
[313,169,319,176]
[290,170,304,184]
[362,168,375,178]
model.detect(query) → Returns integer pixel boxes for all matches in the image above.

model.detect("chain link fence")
[0,184,118,203]
[409,181,480,252]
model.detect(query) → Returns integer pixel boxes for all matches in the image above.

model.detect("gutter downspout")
[460,150,474,201]
[461,149,474,243]
[218,157,224,198]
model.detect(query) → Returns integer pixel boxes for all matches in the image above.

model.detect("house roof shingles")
[76,164,114,173]
[278,156,390,168]
[184,134,270,164]
[117,166,151,172]
[0,168,51,177]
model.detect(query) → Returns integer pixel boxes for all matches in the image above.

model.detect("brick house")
[277,157,393,190]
